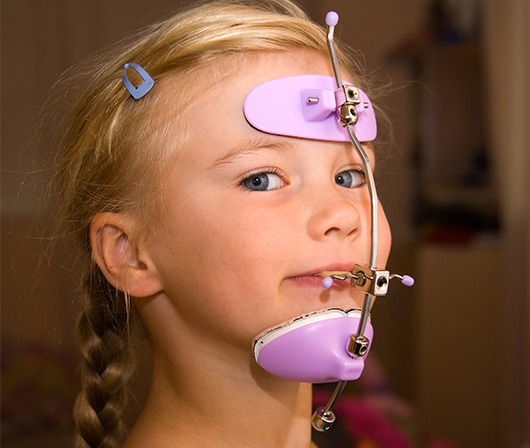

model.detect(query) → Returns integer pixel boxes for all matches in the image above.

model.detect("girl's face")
[144,51,391,354]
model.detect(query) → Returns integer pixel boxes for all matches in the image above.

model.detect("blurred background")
[2,0,529,446]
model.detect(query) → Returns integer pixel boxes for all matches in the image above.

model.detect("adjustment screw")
[377,276,388,288]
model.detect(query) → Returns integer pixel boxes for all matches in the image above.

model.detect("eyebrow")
[212,135,296,167]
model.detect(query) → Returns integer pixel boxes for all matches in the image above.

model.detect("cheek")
[147,201,295,346]
[378,203,392,267]
[151,194,287,301]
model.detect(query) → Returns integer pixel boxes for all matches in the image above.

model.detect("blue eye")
[335,169,365,189]
[241,171,282,191]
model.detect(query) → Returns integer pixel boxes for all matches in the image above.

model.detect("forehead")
[154,50,337,158]
[203,50,336,117]
[161,50,336,118]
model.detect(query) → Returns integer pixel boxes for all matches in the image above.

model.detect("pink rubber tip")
[401,275,415,287]
[322,277,333,289]
[325,11,339,26]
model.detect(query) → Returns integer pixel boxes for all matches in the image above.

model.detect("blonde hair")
[48,1,372,446]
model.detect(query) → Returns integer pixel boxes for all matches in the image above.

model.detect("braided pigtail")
[73,265,133,448]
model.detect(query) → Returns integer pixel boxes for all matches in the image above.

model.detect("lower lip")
[285,276,325,287]
[285,275,351,289]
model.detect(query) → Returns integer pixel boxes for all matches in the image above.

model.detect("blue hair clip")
[122,62,154,99]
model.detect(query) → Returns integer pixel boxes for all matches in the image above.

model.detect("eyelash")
[335,167,367,189]
[239,167,285,192]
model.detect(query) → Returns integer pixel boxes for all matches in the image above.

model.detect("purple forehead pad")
[243,74,377,142]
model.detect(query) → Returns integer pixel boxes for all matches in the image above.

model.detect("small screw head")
[377,276,388,288]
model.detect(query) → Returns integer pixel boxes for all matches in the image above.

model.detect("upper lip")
[287,263,356,279]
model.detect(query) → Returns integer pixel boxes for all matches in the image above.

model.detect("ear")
[90,212,163,298]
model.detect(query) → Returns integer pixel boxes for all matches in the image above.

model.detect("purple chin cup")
[243,75,377,142]
[252,309,373,383]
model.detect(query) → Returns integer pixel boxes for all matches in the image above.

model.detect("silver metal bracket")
[347,334,370,358]
[320,264,391,296]
[350,265,390,296]
[335,85,361,126]
[311,407,336,432]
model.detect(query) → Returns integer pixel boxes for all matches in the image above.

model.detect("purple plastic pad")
[253,309,373,383]
[244,75,377,142]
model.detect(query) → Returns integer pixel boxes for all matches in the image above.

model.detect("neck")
[125,347,316,448]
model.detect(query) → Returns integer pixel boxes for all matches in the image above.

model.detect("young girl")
[49,0,396,446]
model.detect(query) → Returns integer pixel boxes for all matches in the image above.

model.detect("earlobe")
[90,213,163,298]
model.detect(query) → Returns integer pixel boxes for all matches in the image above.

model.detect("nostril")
[323,225,359,238]
[323,226,340,236]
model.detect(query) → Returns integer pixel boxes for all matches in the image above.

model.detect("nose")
[306,188,363,241]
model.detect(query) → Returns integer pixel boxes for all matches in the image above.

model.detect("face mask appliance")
[243,11,414,432]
